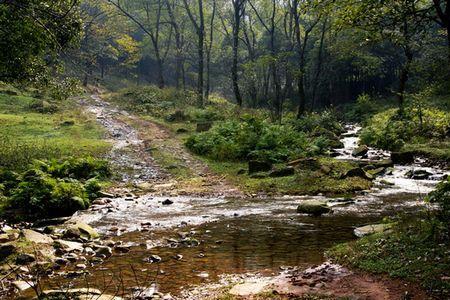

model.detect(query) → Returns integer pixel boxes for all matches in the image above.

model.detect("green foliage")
[1,157,110,219]
[0,1,81,81]
[360,102,450,151]
[111,86,197,117]
[186,115,339,162]
[0,91,110,171]
[427,177,450,228]
[343,93,385,122]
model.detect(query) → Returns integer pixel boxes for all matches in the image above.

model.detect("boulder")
[196,122,213,132]
[40,288,123,300]
[0,243,17,261]
[21,229,53,244]
[297,200,332,216]
[391,152,414,164]
[368,167,386,177]
[12,280,34,292]
[98,191,115,198]
[354,223,393,238]
[406,169,433,180]
[288,158,320,170]
[342,168,373,180]
[95,246,112,258]
[269,166,295,177]
[16,253,36,265]
[54,240,84,252]
[0,233,10,243]
[162,199,174,205]
[249,172,269,179]
[64,222,99,240]
[352,145,369,157]
[248,160,272,174]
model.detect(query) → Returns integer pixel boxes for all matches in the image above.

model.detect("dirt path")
[180,263,430,300]
[80,93,242,197]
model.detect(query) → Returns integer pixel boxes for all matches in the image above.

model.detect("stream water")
[33,117,448,298]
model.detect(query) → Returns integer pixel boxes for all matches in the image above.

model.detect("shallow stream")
[32,120,449,298]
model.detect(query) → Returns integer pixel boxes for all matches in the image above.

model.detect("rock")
[196,122,213,132]
[15,253,36,265]
[237,168,247,175]
[92,199,108,205]
[162,199,174,205]
[288,158,320,170]
[166,110,187,122]
[342,168,373,180]
[95,246,112,258]
[297,200,331,216]
[64,253,79,262]
[368,167,386,177]
[12,280,34,291]
[98,191,115,198]
[145,254,162,263]
[229,281,270,296]
[354,223,393,237]
[249,172,269,179]
[33,217,71,227]
[114,245,131,253]
[54,257,69,266]
[379,179,395,186]
[174,254,183,260]
[62,227,82,240]
[406,169,433,180]
[248,160,272,174]
[0,233,10,243]
[391,152,414,164]
[22,229,53,244]
[269,166,295,177]
[176,128,188,134]
[352,145,369,157]
[0,243,17,261]
[69,222,99,240]
[76,263,87,269]
[40,288,124,300]
[54,240,84,252]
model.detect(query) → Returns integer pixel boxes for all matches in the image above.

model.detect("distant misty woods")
[1,0,450,119]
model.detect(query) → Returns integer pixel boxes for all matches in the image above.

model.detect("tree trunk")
[232,0,243,107]
[397,49,413,116]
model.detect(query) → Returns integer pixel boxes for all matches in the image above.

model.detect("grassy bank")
[328,178,450,298]
[0,83,112,218]
[0,84,110,171]
[354,93,450,163]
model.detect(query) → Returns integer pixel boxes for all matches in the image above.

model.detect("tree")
[182,0,206,107]
[0,0,81,81]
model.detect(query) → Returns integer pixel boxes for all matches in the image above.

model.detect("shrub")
[185,116,331,162]
[0,157,110,219]
[360,106,449,151]
[35,157,111,180]
[427,177,450,228]
[9,169,89,218]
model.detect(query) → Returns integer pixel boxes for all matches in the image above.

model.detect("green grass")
[203,157,372,196]
[0,91,110,171]
[328,221,450,297]
[402,140,450,162]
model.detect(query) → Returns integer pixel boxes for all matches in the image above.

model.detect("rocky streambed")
[1,119,448,300]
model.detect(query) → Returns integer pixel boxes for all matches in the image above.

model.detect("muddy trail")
[79,94,241,197]
[11,95,449,300]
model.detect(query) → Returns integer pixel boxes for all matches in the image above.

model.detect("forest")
[0,0,449,299]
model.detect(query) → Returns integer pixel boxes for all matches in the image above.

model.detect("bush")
[427,177,450,228]
[0,157,110,219]
[185,116,332,162]
[113,86,196,117]
[360,106,449,151]
[34,157,111,180]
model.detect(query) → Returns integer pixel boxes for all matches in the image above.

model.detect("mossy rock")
[297,200,331,216]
